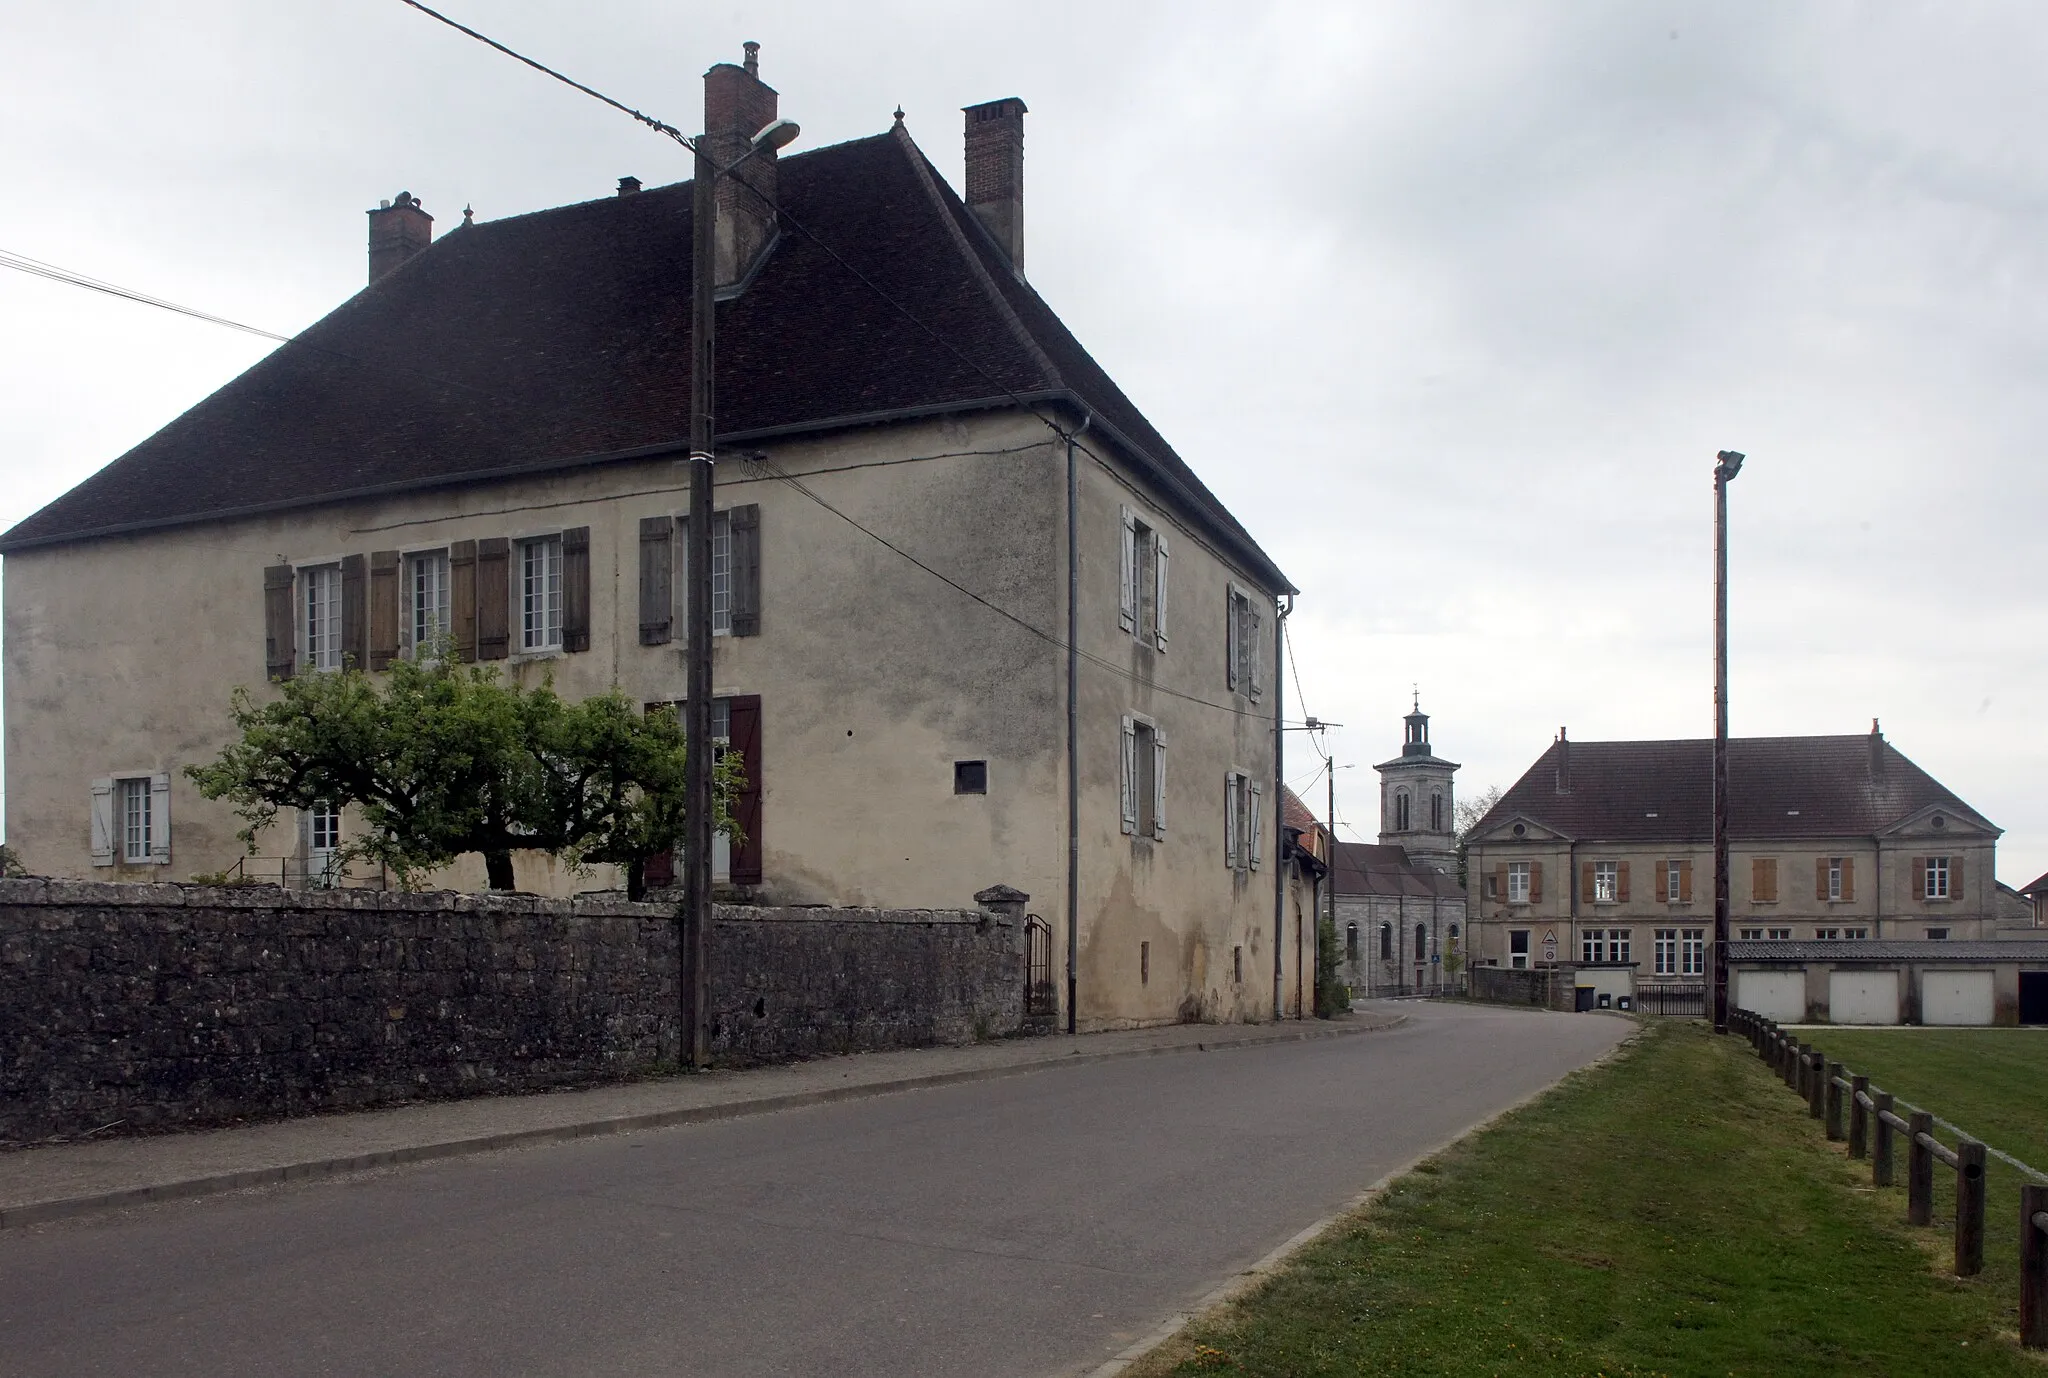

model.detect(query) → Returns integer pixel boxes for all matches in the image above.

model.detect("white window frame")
[519,534,564,652]
[1739,927,1765,940]
[1225,584,1263,700]
[1119,505,1169,651]
[120,776,153,863]
[1826,857,1843,902]
[1844,927,1869,940]
[307,800,343,888]
[1120,715,1165,841]
[1224,769,1263,872]
[1509,929,1530,970]
[1766,927,1792,941]
[1608,928,1631,964]
[710,510,734,636]
[1507,861,1531,905]
[1681,929,1706,976]
[1666,860,1683,901]
[1654,928,1677,976]
[406,549,452,656]
[1594,860,1618,903]
[302,562,344,672]
[95,772,171,867]
[1926,856,1950,900]
[1581,929,1604,964]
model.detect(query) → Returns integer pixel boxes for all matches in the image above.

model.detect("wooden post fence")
[1907,1111,1935,1228]
[1806,1051,1826,1120]
[1847,1074,1869,1159]
[1824,1062,1845,1142]
[1873,1092,1897,1188]
[1955,1140,1985,1278]
[2023,1185,2048,1349]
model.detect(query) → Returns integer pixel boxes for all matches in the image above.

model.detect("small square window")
[954,760,988,795]
[1926,927,1950,940]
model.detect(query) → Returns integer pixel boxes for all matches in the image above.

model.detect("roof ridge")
[887,123,1064,402]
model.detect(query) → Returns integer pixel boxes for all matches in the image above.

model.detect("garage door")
[1922,971,1995,1026]
[1736,970,1805,1023]
[1829,970,1900,1025]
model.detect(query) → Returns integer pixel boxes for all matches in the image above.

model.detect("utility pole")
[681,138,718,1067]
[1712,449,1744,1035]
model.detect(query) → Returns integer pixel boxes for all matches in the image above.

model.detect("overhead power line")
[0,248,290,342]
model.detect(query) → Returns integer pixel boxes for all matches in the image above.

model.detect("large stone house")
[1466,724,2004,997]
[0,50,1298,1031]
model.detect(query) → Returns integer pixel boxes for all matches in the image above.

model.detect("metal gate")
[1025,916,1056,1017]
[1634,982,1706,1017]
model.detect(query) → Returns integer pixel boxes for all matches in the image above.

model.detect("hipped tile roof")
[1473,734,1991,843]
[1,126,1288,595]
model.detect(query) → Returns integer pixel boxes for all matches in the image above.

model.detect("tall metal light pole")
[1711,448,1744,1035]
[682,114,798,1067]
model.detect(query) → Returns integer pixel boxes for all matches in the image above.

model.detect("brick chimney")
[963,98,1027,273]
[703,42,781,291]
[1555,727,1572,794]
[366,191,432,284]
[1869,718,1886,779]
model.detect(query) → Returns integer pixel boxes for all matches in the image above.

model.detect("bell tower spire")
[1376,692,1460,871]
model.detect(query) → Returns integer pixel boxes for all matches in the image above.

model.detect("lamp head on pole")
[751,118,801,153]
[1715,449,1745,483]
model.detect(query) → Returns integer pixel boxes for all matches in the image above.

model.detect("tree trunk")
[485,849,516,891]
[626,857,646,903]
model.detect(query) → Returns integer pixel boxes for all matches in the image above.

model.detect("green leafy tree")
[1314,912,1351,1019]
[1453,783,1503,889]
[187,655,738,894]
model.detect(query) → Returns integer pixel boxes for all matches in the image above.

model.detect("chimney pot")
[1555,730,1572,794]
[617,176,642,197]
[743,40,759,76]
[366,190,433,284]
[962,97,1027,274]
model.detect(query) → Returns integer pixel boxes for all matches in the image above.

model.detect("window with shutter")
[561,527,591,652]
[340,553,368,670]
[1840,856,1854,902]
[1120,717,1138,836]
[1679,859,1693,902]
[263,565,296,682]
[1247,606,1264,700]
[1616,861,1630,903]
[518,535,564,651]
[729,504,761,637]
[368,550,401,670]
[1530,861,1544,903]
[1223,772,1239,866]
[1152,534,1169,651]
[120,776,152,863]
[1225,587,1245,691]
[639,516,674,645]
[1118,506,1137,634]
[1149,728,1167,838]
[450,540,478,662]
[1248,781,1263,869]
[302,564,344,672]
[475,538,510,660]
[89,778,114,867]
[149,773,172,864]
[1911,856,1925,901]
[406,550,452,658]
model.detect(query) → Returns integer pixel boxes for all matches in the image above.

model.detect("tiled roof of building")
[1280,785,1320,837]
[2022,870,2048,898]
[1330,841,1465,899]
[1727,939,2048,962]
[0,127,1289,593]
[1473,732,1989,843]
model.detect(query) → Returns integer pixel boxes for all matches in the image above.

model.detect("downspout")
[1065,413,1092,1035]
[1273,593,1292,1020]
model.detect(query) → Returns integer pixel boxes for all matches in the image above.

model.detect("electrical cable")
[1282,617,1328,763]
[0,248,290,342]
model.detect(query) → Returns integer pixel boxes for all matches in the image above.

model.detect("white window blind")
[408,550,451,653]
[520,536,564,650]
[304,564,343,671]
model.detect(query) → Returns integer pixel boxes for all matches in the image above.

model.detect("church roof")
[1330,841,1465,899]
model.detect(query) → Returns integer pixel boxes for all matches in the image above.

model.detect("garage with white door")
[1921,970,1995,1026]
[1829,970,1901,1025]
[1736,970,1806,1023]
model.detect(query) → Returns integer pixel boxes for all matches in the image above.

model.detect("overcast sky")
[4,1,2044,887]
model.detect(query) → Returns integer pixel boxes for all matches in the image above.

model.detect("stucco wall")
[0,877,1031,1143]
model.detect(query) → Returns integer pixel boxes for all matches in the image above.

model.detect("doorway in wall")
[2020,971,2048,1026]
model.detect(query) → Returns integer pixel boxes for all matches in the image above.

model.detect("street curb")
[1075,1019,1642,1378]
[0,1015,1405,1231]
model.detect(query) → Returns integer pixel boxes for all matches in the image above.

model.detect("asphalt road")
[0,1002,1627,1378]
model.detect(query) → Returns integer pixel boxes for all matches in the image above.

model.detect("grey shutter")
[368,550,401,670]
[149,773,172,865]
[450,540,478,662]
[1118,506,1137,633]
[340,553,367,671]
[89,777,114,867]
[1249,781,1263,869]
[1151,728,1167,839]
[730,503,761,636]
[475,538,510,660]
[1153,535,1170,651]
[1120,716,1138,835]
[263,565,296,682]
[1248,605,1265,700]
[1226,592,1241,692]
[639,515,674,645]
[1224,774,1240,868]
[561,526,591,652]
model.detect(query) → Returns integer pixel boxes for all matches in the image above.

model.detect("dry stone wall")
[0,878,1029,1144]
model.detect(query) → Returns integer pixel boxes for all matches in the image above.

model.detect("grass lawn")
[1129,1021,2040,1378]
[1794,1029,2048,1174]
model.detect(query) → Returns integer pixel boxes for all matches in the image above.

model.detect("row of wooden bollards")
[1729,1007,2047,1348]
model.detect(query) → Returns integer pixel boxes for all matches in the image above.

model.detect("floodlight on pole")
[1711,449,1744,1036]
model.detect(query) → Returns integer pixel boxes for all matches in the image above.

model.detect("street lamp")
[1711,449,1744,1035]
[681,113,800,1067]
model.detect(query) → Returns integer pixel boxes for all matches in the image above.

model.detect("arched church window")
[1431,792,1443,831]
[1379,923,1392,960]
[1395,792,1410,831]
[1345,923,1358,960]
[1416,923,1428,959]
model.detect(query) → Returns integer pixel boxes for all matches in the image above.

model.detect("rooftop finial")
[894,105,905,123]
[462,204,474,225]
[1412,684,1420,713]
[743,40,759,76]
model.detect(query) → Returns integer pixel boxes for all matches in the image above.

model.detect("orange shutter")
[1582,861,1595,904]
[1951,856,1964,902]
[1617,861,1631,902]
[1911,857,1925,901]
[1841,856,1854,902]
[1679,859,1694,903]
[1493,862,1507,903]
[1531,862,1544,902]
[1655,862,1669,903]
[1816,857,1829,901]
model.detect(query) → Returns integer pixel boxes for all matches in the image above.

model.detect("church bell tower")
[1375,693,1459,872]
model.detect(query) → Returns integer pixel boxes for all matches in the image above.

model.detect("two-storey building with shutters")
[1465,723,2004,997]
[0,50,1298,1030]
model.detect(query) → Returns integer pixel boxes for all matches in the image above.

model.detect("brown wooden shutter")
[475,538,510,660]
[340,553,368,670]
[728,693,764,886]
[1530,861,1544,902]
[1655,861,1669,903]
[561,526,591,653]
[1816,857,1829,901]
[1617,861,1631,903]
[450,540,477,662]
[1951,855,1964,902]
[1581,861,1595,905]
[639,516,674,645]
[1911,857,1925,901]
[729,503,761,637]
[263,564,296,682]
[1841,855,1854,902]
[1493,862,1507,904]
[1680,859,1694,902]
[368,550,401,670]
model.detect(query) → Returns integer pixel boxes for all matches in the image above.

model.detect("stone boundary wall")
[0,878,1029,1144]
[1469,965,1575,1012]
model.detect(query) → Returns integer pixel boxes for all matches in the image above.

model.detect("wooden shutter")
[730,503,761,636]
[89,778,115,867]
[561,526,591,653]
[1911,857,1925,901]
[450,540,478,662]
[1581,861,1595,904]
[1752,857,1776,903]
[1841,856,1854,902]
[1120,717,1138,835]
[638,516,674,645]
[1816,857,1830,901]
[1223,773,1239,866]
[340,553,367,670]
[1680,859,1694,902]
[1118,506,1137,633]
[728,694,763,885]
[1492,861,1507,903]
[475,538,510,660]
[1951,855,1964,902]
[149,773,172,864]
[368,550,401,670]
[1152,535,1170,651]
[1617,861,1630,903]
[263,564,296,682]
[1531,861,1544,902]
[1248,607,1264,700]
[1248,780,1263,869]
[1225,593,1241,692]
[1656,862,1670,903]
[1150,729,1168,839]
